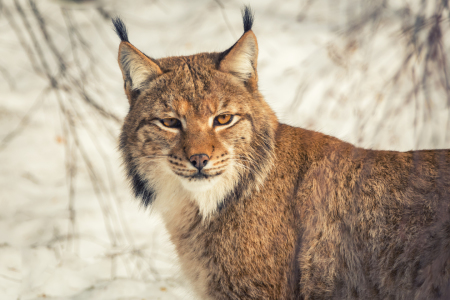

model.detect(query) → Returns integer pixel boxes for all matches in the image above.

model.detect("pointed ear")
[219,30,258,88]
[118,41,162,103]
[112,17,161,104]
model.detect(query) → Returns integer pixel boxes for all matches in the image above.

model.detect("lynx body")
[113,8,450,299]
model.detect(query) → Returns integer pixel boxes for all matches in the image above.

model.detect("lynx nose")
[190,154,209,171]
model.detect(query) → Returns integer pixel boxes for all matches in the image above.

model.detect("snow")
[1,0,449,299]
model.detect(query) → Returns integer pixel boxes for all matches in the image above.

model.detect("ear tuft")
[219,7,258,85]
[112,17,129,42]
[242,6,254,33]
[113,13,162,98]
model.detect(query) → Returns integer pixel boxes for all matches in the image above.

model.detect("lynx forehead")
[114,7,450,300]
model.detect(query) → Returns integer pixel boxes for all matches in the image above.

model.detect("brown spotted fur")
[113,9,450,300]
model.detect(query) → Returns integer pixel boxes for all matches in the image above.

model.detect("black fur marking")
[129,163,155,206]
[120,131,155,206]
[112,17,129,42]
[242,6,254,32]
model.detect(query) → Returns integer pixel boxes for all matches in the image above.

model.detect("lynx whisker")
[204,166,227,172]
[143,154,169,159]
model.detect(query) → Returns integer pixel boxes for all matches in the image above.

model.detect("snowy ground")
[1,0,450,299]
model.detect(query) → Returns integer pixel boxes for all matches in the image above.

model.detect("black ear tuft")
[112,17,129,42]
[242,6,254,32]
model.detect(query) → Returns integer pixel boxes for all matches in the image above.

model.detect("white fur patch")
[179,164,238,219]
[139,156,238,222]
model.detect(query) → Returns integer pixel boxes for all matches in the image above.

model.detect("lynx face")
[115,16,278,218]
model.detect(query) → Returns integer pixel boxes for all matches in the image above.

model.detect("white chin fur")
[180,176,220,192]
[150,164,238,220]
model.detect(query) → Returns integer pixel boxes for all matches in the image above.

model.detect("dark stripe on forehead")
[185,60,198,97]
[182,58,195,77]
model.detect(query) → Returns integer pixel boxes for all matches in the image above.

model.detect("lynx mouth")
[179,170,223,193]
[190,172,218,180]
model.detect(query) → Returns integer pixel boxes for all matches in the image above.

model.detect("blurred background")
[1,0,450,299]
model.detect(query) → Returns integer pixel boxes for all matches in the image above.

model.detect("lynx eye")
[214,114,233,126]
[160,118,181,128]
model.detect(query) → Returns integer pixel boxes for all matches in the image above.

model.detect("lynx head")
[114,7,278,219]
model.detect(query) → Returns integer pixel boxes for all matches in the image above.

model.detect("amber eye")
[160,118,181,128]
[214,114,233,126]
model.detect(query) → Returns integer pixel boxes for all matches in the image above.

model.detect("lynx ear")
[112,17,162,103]
[219,7,258,87]
[118,42,162,89]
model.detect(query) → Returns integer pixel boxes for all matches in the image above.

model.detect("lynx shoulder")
[113,7,450,299]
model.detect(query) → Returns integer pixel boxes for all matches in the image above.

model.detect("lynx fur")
[113,7,450,299]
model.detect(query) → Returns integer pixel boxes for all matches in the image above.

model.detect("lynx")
[113,7,450,299]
